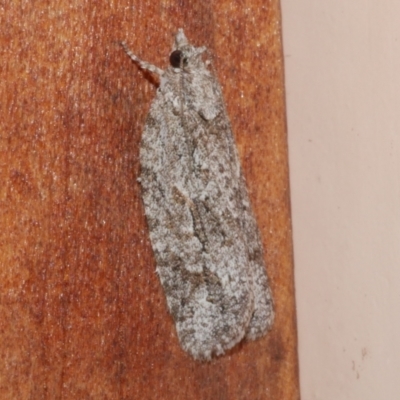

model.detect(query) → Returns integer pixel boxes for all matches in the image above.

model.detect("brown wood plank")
[0,1,299,398]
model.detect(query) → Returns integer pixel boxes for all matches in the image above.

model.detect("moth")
[123,29,274,360]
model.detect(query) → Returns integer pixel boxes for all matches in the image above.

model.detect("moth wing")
[139,93,255,360]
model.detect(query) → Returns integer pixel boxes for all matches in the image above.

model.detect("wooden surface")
[0,1,299,399]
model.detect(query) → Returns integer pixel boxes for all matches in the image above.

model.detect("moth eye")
[169,50,185,68]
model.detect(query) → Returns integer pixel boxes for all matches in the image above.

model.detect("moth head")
[170,29,207,69]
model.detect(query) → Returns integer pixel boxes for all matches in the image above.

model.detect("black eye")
[170,50,185,68]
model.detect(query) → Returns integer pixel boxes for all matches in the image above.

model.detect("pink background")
[282,1,400,399]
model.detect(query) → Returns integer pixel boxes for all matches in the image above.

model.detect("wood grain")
[0,0,299,398]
